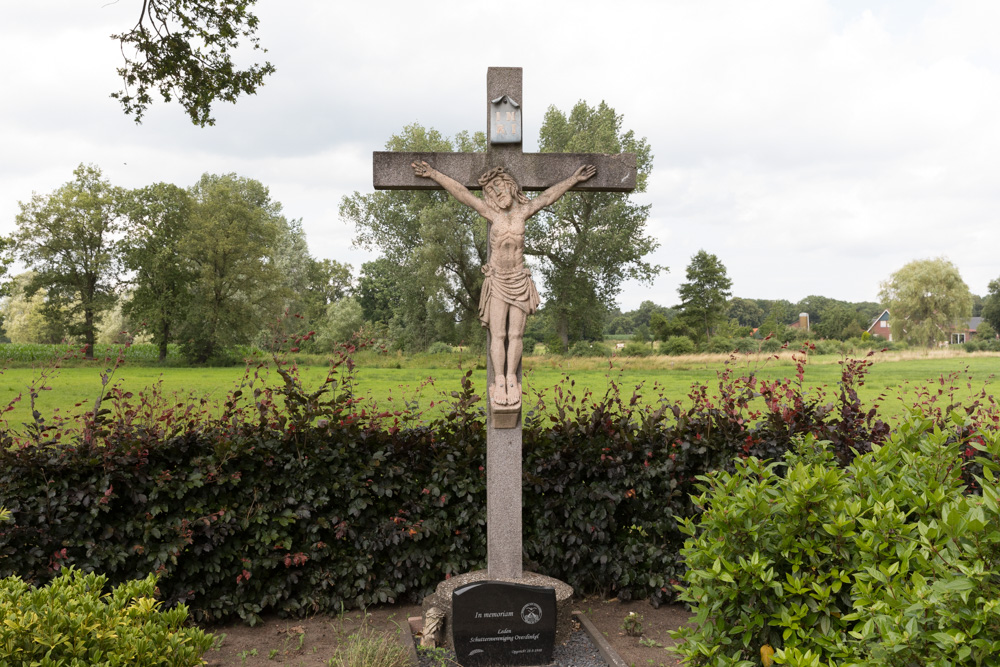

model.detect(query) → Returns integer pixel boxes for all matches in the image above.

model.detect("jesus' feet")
[506,374,521,405]
[491,377,509,405]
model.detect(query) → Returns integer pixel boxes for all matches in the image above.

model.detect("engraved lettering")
[511,124,518,135]
[496,124,506,135]
[495,111,503,122]
[505,111,516,121]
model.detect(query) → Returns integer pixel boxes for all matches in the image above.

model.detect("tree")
[0,272,69,344]
[121,182,196,361]
[177,173,288,362]
[11,164,126,358]
[0,235,12,293]
[301,258,353,325]
[357,258,398,326]
[317,297,364,350]
[879,258,973,347]
[726,297,765,328]
[813,303,864,340]
[650,310,695,343]
[529,101,661,347]
[758,300,794,338]
[112,0,274,126]
[343,125,488,350]
[982,277,1000,336]
[677,250,732,342]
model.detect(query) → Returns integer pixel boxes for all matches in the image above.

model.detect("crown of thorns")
[478,166,516,188]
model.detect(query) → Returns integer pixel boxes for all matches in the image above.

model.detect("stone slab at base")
[421,570,574,650]
[491,404,520,429]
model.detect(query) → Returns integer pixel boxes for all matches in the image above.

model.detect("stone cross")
[373,67,636,580]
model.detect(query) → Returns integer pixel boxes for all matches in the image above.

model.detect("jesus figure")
[411,160,596,408]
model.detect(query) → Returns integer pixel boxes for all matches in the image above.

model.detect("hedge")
[1,348,995,625]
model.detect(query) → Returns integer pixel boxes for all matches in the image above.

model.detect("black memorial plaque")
[452,581,556,666]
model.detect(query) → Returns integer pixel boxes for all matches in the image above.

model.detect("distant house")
[867,309,892,341]
[869,309,986,345]
[949,316,984,345]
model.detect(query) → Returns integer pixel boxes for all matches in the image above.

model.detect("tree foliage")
[11,165,126,358]
[111,0,275,126]
[726,297,765,329]
[982,277,1000,337]
[122,183,196,361]
[530,101,660,346]
[0,272,68,344]
[677,250,732,342]
[342,125,488,350]
[879,257,973,347]
[177,173,288,362]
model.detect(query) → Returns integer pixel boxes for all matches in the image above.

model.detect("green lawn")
[2,350,997,433]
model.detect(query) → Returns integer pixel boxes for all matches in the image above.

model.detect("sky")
[2,0,999,312]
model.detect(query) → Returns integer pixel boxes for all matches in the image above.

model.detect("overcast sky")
[2,0,999,311]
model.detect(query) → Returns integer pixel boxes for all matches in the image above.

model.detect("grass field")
[2,347,997,432]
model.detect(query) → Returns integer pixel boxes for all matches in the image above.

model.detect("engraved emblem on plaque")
[490,95,521,144]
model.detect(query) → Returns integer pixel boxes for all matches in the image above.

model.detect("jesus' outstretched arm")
[412,161,491,219]
[524,165,596,218]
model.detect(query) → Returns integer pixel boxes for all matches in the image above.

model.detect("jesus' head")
[478,167,528,211]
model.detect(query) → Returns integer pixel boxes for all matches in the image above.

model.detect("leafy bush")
[811,340,840,355]
[707,337,735,354]
[619,341,652,356]
[427,341,453,354]
[669,420,1000,666]
[760,338,783,353]
[732,337,760,353]
[662,335,696,356]
[0,567,213,666]
[569,340,612,357]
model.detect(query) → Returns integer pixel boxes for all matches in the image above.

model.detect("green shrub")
[732,337,759,353]
[619,341,652,356]
[707,337,735,354]
[811,340,840,355]
[569,340,612,357]
[0,567,213,666]
[670,419,1000,666]
[760,338,783,353]
[427,341,453,354]
[662,335,696,356]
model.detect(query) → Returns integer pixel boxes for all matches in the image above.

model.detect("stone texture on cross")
[372,67,636,581]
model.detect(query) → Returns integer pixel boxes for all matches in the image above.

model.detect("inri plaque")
[452,581,556,666]
[490,95,521,144]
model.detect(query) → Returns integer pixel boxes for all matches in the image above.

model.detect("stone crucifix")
[373,67,636,579]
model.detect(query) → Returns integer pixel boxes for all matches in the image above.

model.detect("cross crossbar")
[373,151,636,191]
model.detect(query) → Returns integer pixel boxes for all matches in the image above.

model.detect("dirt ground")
[202,595,692,666]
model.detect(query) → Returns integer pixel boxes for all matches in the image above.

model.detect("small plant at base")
[327,626,409,667]
[239,648,258,665]
[621,611,644,637]
[416,644,462,667]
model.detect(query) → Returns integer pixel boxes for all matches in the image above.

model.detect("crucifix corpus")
[372,66,636,659]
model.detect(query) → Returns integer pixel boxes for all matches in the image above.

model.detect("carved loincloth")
[479,264,541,326]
